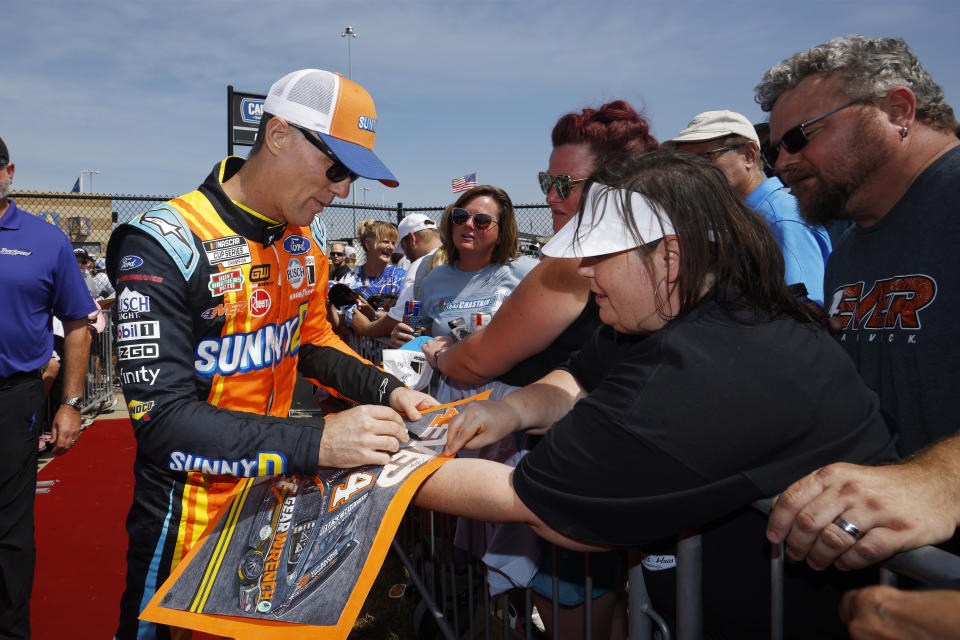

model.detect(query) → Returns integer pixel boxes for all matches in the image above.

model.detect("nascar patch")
[203,235,252,268]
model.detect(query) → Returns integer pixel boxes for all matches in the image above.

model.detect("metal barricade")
[402,500,960,640]
[82,312,114,413]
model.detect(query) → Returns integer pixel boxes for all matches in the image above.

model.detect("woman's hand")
[443,400,523,456]
[422,336,454,371]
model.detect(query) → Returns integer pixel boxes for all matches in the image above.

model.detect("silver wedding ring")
[832,516,865,540]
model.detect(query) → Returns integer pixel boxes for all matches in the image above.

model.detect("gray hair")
[755,35,957,132]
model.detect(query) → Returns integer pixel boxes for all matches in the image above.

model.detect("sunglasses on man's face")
[450,208,498,230]
[329,251,345,257]
[537,171,587,200]
[293,125,359,184]
[764,101,858,167]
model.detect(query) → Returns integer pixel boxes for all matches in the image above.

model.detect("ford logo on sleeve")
[119,255,144,270]
[282,235,311,256]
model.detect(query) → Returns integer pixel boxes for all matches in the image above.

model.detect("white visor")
[542,183,675,258]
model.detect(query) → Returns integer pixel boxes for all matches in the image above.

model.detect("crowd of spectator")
[4,33,960,640]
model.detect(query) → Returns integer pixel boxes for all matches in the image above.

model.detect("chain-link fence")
[10,191,555,259]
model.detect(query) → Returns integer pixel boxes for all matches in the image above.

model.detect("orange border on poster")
[140,391,490,639]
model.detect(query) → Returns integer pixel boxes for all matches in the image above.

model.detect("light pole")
[80,169,101,193]
[341,26,358,233]
[340,26,356,79]
[358,185,370,205]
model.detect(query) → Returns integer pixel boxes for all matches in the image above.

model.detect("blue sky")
[4,0,959,207]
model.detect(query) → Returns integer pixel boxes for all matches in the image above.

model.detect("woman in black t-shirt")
[414,151,895,639]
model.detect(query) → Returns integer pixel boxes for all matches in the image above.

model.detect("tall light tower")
[341,25,358,233]
[358,185,370,205]
[80,169,101,194]
[341,26,356,79]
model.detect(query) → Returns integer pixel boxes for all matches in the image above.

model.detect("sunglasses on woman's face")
[293,125,359,184]
[450,208,498,230]
[538,171,587,200]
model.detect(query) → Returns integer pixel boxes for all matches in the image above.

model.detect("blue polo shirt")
[0,198,96,377]
[744,176,832,305]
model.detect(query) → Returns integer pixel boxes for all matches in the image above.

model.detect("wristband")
[433,348,446,370]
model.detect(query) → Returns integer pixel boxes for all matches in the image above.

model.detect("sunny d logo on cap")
[264,69,399,187]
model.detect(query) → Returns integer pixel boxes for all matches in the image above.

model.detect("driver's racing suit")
[106,157,404,639]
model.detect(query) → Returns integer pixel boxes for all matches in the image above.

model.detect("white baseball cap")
[263,69,398,187]
[669,110,760,146]
[397,213,436,239]
[542,183,675,258]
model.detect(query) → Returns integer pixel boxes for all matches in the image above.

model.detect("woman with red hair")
[419,100,657,640]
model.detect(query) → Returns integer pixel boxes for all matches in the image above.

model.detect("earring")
[899,125,909,140]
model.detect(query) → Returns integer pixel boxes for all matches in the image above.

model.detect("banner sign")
[141,392,488,639]
[230,88,266,147]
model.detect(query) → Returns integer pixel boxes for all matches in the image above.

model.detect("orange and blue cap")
[263,69,398,187]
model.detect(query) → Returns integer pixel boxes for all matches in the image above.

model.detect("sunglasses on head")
[450,208,498,230]
[293,125,359,184]
[764,101,859,167]
[538,171,587,200]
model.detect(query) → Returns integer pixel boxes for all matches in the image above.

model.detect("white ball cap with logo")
[542,183,675,258]
[263,69,399,187]
[397,213,436,239]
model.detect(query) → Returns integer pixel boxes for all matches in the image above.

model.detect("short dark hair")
[248,112,276,157]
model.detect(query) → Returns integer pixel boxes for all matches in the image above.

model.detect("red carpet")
[32,418,136,639]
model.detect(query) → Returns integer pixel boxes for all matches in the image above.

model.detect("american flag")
[451,172,477,194]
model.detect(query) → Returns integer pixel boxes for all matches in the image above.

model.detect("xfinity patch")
[119,255,144,270]
[119,365,160,386]
[286,258,305,289]
[283,235,311,256]
[209,268,245,296]
[203,235,252,268]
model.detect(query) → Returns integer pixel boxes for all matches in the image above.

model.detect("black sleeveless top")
[496,296,602,387]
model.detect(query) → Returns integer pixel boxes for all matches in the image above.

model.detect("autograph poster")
[140,392,488,638]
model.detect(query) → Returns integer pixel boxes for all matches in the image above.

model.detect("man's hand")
[51,404,83,455]
[390,322,417,348]
[388,387,440,422]
[443,400,522,456]
[841,586,960,639]
[767,461,960,571]
[318,405,410,468]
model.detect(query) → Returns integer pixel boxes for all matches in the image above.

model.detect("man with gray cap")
[105,70,437,639]
[0,136,95,638]
[669,110,832,303]
[351,212,443,342]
